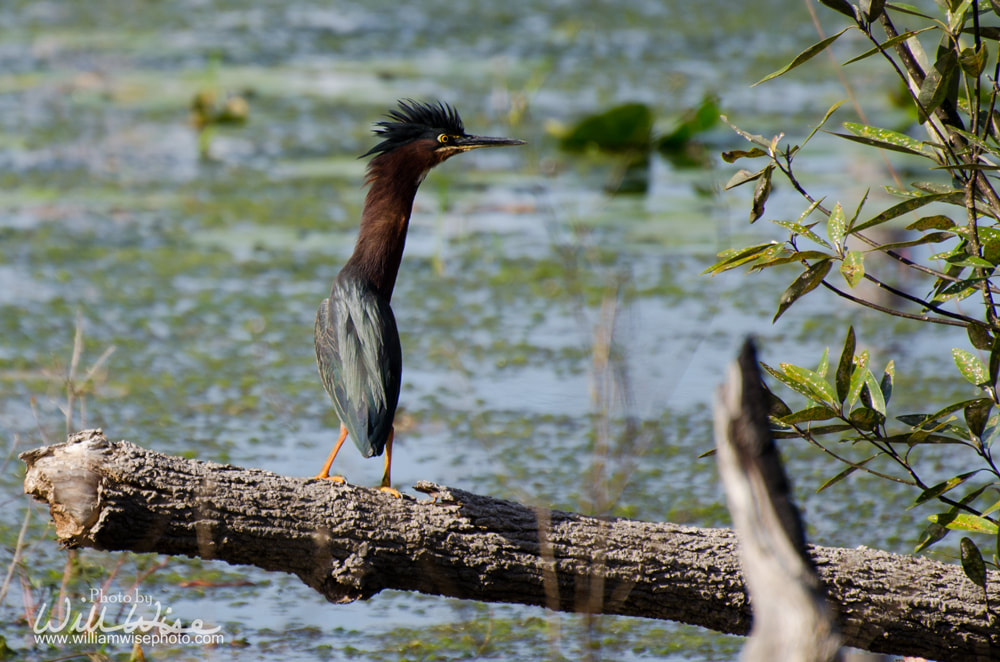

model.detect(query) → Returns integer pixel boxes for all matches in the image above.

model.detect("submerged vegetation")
[555,96,720,191]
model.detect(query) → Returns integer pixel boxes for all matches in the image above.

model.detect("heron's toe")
[313,474,347,484]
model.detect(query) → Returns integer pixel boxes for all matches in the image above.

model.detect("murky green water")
[0,0,975,660]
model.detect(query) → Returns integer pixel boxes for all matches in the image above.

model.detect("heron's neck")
[344,151,429,301]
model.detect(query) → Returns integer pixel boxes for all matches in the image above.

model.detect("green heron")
[313,100,524,494]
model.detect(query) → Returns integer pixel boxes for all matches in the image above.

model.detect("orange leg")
[314,424,349,482]
[379,428,401,497]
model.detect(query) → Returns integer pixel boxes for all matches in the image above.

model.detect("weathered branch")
[714,340,841,662]
[20,429,1000,661]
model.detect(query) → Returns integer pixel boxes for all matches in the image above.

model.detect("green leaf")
[960,537,987,588]
[725,168,766,190]
[942,125,993,153]
[773,259,832,322]
[883,185,960,200]
[912,471,979,507]
[983,237,1000,265]
[928,512,999,535]
[953,347,989,386]
[835,122,938,159]
[852,192,959,233]
[897,414,936,428]
[930,265,966,301]
[840,250,865,287]
[847,350,870,408]
[819,0,855,18]
[960,43,989,78]
[875,232,953,252]
[721,148,768,162]
[927,161,1000,172]
[777,406,840,425]
[801,100,846,149]
[941,254,994,269]
[982,495,1000,518]
[860,0,885,21]
[917,49,958,123]
[928,242,967,263]
[818,465,858,492]
[750,165,774,223]
[880,360,894,406]
[817,454,877,492]
[764,385,793,418]
[965,398,993,438]
[911,181,960,195]
[843,28,935,65]
[779,363,839,407]
[753,28,853,87]
[884,431,965,445]
[703,242,779,275]
[968,325,994,351]
[948,1,971,34]
[931,276,986,304]
[752,250,835,270]
[830,131,930,158]
[849,406,883,430]
[906,215,955,231]
[770,424,854,439]
[828,202,846,249]
[816,346,830,379]
[773,220,833,249]
[761,361,831,406]
[847,189,870,231]
[835,326,856,403]
[951,225,1000,243]
[959,483,992,507]
[899,398,993,429]
[720,116,772,150]
[863,370,886,416]
[914,522,950,553]
[796,197,826,225]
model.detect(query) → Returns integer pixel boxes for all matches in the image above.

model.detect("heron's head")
[362,100,524,172]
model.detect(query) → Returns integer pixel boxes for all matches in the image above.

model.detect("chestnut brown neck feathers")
[342,140,441,301]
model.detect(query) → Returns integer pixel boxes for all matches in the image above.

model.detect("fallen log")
[20,428,999,661]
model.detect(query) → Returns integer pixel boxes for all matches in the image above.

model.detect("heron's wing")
[315,279,401,457]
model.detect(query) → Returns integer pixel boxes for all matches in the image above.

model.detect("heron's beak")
[452,135,526,151]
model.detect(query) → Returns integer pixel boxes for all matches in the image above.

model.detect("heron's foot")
[313,473,347,484]
[379,485,401,498]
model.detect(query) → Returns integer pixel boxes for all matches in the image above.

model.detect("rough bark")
[21,429,1000,661]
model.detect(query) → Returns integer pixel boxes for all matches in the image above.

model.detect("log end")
[21,428,111,544]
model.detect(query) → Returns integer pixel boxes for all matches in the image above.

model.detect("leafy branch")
[713,0,1000,580]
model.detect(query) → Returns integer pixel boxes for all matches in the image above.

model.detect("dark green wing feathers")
[314,275,402,458]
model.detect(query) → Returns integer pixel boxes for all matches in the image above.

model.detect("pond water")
[0,0,976,660]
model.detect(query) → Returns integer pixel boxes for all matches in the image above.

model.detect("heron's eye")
[437,134,450,144]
